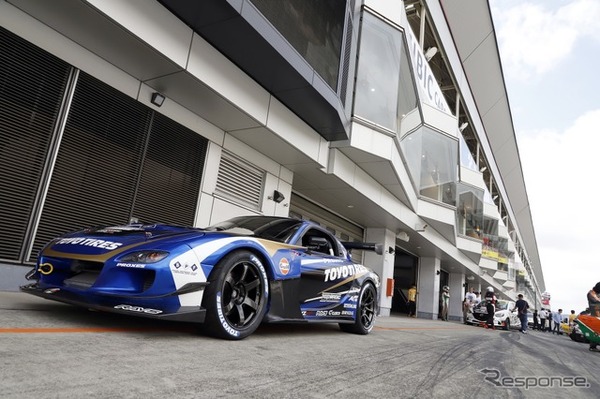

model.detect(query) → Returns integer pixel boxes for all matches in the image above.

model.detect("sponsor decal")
[341,310,354,316]
[343,303,357,309]
[56,237,123,250]
[278,258,290,275]
[321,292,341,303]
[116,262,146,268]
[114,304,162,314]
[305,289,358,304]
[323,264,368,282]
[302,258,344,265]
[168,249,205,307]
[170,260,199,276]
[315,309,342,317]
[216,292,240,337]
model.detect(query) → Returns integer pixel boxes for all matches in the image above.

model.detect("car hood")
[41,224,205,257]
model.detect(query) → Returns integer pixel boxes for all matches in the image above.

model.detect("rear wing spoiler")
[341,241,384,255]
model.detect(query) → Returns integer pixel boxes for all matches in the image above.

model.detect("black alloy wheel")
[202,251,268,340]
[340,282,377,335]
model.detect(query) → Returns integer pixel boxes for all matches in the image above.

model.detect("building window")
[354,12,403,131]
[481,216,508,265]
[250,0,346,90]
[353,11,418,133]
[459,132,478,170]
[457,183,483,239]
[400,127,458,206]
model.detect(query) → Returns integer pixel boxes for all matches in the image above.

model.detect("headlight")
[119,250,169,264]
[494,312,505,318]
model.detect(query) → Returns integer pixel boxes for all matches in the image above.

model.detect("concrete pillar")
[448,272,465,322]
[417,257,441,319]
[364,228,396,316]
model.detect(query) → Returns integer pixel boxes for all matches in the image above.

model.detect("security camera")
[415,223,428,232]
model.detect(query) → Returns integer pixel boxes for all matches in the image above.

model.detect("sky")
[489,0,600,314]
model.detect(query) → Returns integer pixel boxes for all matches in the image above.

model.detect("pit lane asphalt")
[1,290,599,399]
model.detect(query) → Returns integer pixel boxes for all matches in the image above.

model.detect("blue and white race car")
[21,216,381,340]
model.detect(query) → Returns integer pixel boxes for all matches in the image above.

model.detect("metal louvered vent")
[339,11,353,107]
[132,112,207,226]
[0,26,71,262]
[215,152,264,210]
[30,72,152,258]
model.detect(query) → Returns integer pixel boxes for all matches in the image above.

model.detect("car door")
[292,227,359,321]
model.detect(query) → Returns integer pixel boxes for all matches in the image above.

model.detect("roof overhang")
[157,0,350,142]
[433,0,544,290]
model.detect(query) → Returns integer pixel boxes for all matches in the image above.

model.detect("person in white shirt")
[464,287,475,301]
[538,308,547,332]
[552,309,563,335]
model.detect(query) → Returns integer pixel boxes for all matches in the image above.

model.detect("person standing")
[532,309,539,331]
[547,309,553,333]
[539,308,547,332]
[515,294,529,334]
[484,286,496,329]
[441,285,450,321]
[462,297,470,324]
[465,287,476,304]
[568,310,577,327]
[463,287,475,324]
[474,291,481,306]
[587,282,600,352]
[552,309,563,335]
[407,285,418,318]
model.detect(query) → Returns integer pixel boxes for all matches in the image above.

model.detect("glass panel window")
[354,12,402,131]
[400,127,458,206]
[459,132,478,170]
[457,183,483,239]
[250,0,346,90]
[481,216,509,264]
[398,40,419,127]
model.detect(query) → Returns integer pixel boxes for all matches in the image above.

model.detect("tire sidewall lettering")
[250,254,269,297]
[216,292,240,338]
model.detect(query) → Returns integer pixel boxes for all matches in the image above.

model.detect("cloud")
[517,109,600,311]
[492,0,600,79]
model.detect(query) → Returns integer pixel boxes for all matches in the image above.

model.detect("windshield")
[206,216,303,243]
[495,300,511,311]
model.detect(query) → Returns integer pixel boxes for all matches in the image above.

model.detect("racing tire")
[569,331,577,342]
[339,282,377,335]
[202,250,269,340]
[504,319,510,331]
